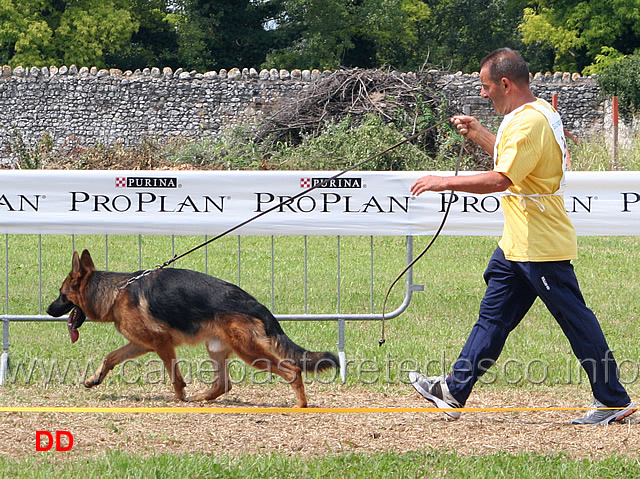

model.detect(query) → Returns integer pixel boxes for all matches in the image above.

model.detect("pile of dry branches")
[256,68,449,146]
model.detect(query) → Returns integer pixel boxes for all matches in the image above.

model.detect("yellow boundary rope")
[0,406,611,414]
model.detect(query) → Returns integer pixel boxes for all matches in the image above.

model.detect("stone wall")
[0,64,610,166]
[426,70,604,134]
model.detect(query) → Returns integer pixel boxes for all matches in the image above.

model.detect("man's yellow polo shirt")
[494,99,577,262]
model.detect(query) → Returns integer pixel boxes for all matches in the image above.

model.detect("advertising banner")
[1,170,639,236]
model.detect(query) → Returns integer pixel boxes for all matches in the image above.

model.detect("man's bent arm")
[411,171,512,196]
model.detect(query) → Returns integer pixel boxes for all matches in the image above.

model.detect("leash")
[120,118,451,290]
[378,136,465,346]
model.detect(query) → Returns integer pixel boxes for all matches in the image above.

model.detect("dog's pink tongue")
[68,322,79,343]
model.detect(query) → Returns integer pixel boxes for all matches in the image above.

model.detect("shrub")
[596,52,640,122]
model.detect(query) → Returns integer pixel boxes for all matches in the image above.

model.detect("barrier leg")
[0,319,9,386]
[0,351,7,386]
[338,318,347,382]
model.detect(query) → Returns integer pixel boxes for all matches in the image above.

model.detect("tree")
[418,0,535,73]
[0,0,138,68]
[264,0,362,70]
[264,0,413,70]
[371,0,433,70]
[170,0,282,71]
[0,0,55,66]
[596,52,640,121]
[262,0,543,74]
[520,0,640,74]
[55,0,138,67]
[105,0,181,71]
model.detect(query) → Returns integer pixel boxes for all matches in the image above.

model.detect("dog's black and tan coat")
[47,250,338,407]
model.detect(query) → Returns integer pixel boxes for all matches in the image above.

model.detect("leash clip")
[119,267,157,290]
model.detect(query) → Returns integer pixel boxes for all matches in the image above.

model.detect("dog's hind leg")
[188,338,233,402]
[154,343,188,401]
[85,342,150,389]
[231,336,308,408]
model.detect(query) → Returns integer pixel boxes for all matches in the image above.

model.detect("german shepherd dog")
[46,250,338,407]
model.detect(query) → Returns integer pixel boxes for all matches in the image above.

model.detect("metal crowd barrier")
[0,234,422,384]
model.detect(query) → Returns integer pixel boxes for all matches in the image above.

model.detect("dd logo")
[36,431,74,451]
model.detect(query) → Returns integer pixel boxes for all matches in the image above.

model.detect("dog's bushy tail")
[276,334,340,373]
[254,304,339,372]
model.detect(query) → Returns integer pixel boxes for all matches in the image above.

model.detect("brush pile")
[257,68,447,146]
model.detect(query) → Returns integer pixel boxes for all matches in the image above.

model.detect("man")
[409,48,635,425]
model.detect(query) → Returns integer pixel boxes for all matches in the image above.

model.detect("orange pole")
[613,96,619,166]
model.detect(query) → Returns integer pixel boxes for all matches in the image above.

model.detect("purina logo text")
[115,177,178,188]
[300,177,363,189]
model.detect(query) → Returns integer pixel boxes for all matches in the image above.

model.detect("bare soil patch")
[1,383,637,461]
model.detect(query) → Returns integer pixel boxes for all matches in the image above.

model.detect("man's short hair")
[480,48,530,86]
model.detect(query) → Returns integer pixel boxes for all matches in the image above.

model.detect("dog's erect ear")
[79,249,96,272]
[71,249,95,278]
[71,251,81,277]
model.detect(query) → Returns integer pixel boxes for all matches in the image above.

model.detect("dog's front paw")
[185,392,214,402]
[168,394,187,403]
[83,377,100,388]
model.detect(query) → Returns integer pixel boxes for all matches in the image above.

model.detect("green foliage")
[569,130,640,171]
[0,0,138,68]
[0,0,54,66]
[38,111,640,174]
[105,0,180,70]
[1,0,638,75]
[162,115,457,172]
[520,1,640,74]
[596,52,640,121]
[374,0,433,69]
[264,0,371,70]
[56,1,137,67]
[9,127,53,169]
[416,0,531,73]
[170,0,281,71]
[264,0,533,73]
[583,47,628,76]
[269,115,438,171]
[163,126,267,170]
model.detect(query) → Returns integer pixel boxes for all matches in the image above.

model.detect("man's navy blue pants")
[446,247,631,407]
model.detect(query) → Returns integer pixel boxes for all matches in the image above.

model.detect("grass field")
[1,234,639,477]
[1,449,639,479]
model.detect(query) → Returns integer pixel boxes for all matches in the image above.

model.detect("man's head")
[479,48,534,114]
[480,48,530,86]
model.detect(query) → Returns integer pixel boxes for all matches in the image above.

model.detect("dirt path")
[1,383,638,461]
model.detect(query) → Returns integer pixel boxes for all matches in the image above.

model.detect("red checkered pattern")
[115,177,127,188]
[300,178,311,188]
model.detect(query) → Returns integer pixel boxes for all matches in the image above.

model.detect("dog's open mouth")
[67,306,86,344]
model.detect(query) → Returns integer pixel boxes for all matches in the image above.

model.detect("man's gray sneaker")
[571,398,636,425]
[409,371,462,419]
